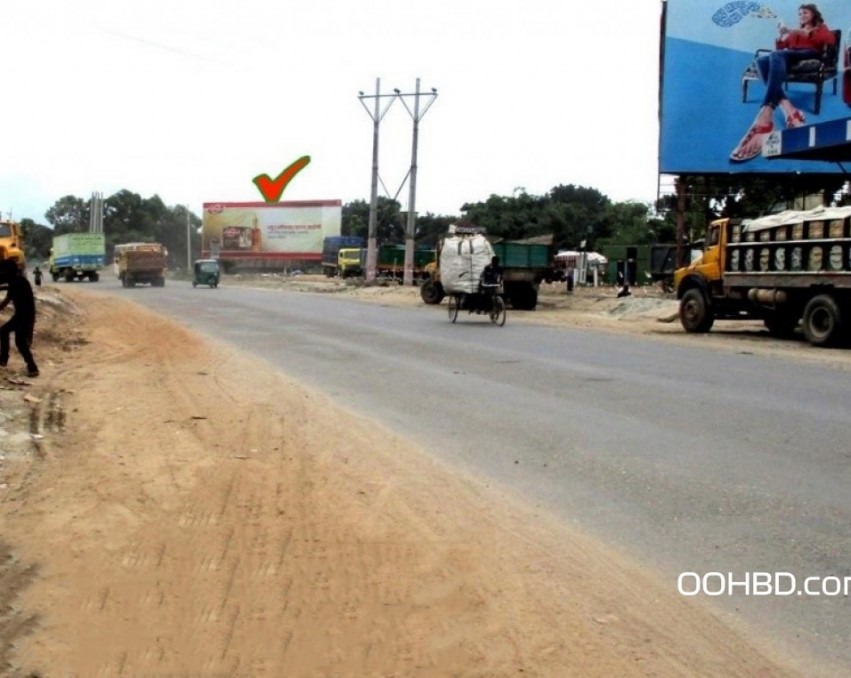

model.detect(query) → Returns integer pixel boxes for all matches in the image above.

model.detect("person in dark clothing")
[0,260,39,377]
[480,255,504,288]
[33,266,43,287]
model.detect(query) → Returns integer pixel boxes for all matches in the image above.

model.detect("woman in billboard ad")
[659,0,848,175]
[730,4,837,162]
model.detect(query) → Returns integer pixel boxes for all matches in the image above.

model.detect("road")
[90,276,851,672]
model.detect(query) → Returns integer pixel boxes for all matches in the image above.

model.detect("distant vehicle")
[193,259,220,288]
[337,248,364,278]
[321,236,365,277]
[373,244,435,282]
[113,242,168,276]
[117,242,167,288]
[49,232,105,282]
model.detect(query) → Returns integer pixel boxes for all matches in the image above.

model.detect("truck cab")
[337,248,364,278]
[0,219,26,272]
[674,219,730,295]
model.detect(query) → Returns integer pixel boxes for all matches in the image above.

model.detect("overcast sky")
[2,0,662,224]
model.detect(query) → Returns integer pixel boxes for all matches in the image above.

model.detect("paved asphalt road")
[81,277,851,672]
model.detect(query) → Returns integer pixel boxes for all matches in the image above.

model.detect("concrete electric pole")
[186,206,192,272]
[395,79,437,285]
[358,79,398,283]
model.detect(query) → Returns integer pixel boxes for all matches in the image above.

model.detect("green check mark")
[252,155,311,203]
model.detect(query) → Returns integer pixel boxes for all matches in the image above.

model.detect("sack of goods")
[439,233,494,294]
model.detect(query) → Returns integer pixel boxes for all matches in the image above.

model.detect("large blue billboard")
[660,0,851,173]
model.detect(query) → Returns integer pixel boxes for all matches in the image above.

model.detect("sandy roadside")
[0,279,831,676]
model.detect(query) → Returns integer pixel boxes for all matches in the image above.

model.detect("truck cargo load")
[49,232,106,282]
[118,242,167,288]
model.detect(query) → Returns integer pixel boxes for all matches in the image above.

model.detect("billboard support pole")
[676,176,686,269]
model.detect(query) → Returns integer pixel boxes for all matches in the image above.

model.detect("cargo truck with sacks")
[675,206,851,347]
[49,232,106,282]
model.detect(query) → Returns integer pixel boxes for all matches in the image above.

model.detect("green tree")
[19,218,53,262]
[415,212,456,247]
[597,202,656,246]
[45,195,89,235]
[341,197,404,242]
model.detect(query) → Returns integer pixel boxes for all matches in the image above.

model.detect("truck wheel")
[802,294,843,346]
[680,288,714,333]
[420,280,445,304]
[507,285,538,310]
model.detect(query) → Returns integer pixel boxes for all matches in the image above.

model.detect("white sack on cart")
[440,234,495,294]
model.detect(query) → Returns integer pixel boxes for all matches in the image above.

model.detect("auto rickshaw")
[192,258,220,288]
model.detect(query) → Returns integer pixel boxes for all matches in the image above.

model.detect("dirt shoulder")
[0,280,826,676]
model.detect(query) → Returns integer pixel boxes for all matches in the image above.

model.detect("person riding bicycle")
[479,255,503,291]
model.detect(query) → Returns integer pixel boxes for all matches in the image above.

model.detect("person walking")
[33,265,43,287]
[0,260,39,378]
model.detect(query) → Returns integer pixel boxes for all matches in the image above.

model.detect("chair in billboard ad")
[660,0,850,173]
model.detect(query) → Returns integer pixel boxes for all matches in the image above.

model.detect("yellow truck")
[674,206,851,347]
[118,243,167,287]
[337,247,364,278]
[0,219,26,272]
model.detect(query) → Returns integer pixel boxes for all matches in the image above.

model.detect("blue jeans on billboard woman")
[756,48,818,114]
[730,47,816,162]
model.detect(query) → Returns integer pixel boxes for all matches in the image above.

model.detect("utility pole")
[186,206,192,272]
[396,78,437,286]
[358,79,397,283]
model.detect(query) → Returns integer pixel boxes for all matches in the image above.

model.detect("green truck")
[373,245,435,281]
[49,232,106,282]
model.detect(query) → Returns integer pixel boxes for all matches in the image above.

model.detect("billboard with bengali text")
[201,200,342,260]
[660,0,851,174]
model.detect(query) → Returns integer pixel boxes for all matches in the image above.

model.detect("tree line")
[19,175,850,266]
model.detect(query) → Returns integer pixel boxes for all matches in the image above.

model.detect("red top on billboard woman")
[730,4,836,162]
